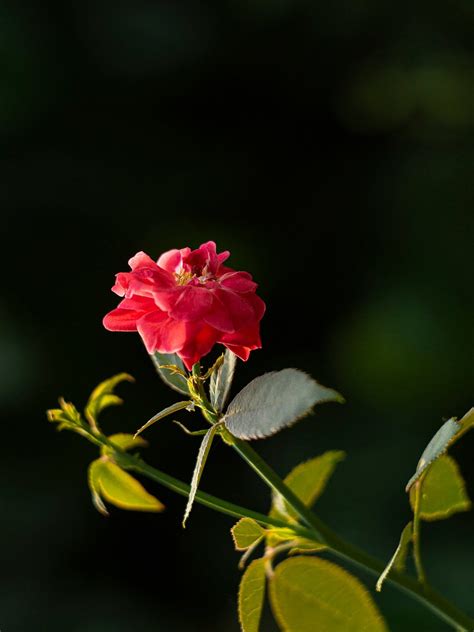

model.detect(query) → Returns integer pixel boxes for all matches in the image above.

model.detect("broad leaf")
[406,418,462,491]
[224,369,344,440]
[271,451,345,521]
[376,522,412,592]
[151,352,189,395]
[85,373,134,425]
[101,433,148,456]
[210,349,237,412]
[182,424,219,527]
[409,455,471,521]
[135,401,194,437]
[231,518,265,550]
[269,557,388,632]
[238,558,266,632]
[89,459,164,513]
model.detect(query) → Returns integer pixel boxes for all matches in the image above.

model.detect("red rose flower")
[103,241,265,370]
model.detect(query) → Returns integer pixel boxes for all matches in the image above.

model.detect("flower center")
[175,270,195,286]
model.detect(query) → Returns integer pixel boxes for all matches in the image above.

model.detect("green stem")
[413,480,427,584]
[230,440,473,631]
[106,429,473,631]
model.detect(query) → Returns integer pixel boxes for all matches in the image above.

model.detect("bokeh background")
[1,0,473,630]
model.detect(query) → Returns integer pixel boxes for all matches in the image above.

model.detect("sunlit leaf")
[406,418,462,491]
[376,522,412,592]
[269,557,388,632]
[231,518,265,551]
[238,558,266,632]
[271,451,346,521]
[85,373,134,426]
[224,369,344,440]
[135,400,194,437]
[101,433,148,456]
[210,349,237,412]
[182,424,219,527]
[409,455,471,521]
[90,459,164,513]
[151,352,189,395]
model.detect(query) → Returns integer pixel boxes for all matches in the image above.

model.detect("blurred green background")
[1,0,473,630]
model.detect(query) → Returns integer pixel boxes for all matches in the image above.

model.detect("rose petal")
[128,251,158,270]
[203,292,235,333]
[219,271,257,293]
[157,249,184,274]
[103,296,156,331]
[137,312,187,354]
[179,323,219,370]
[169,285,213,321]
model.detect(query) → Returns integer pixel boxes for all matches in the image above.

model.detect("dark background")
[1,0,473,630]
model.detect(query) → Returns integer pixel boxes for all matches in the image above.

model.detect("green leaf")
[231,518,265,551]
[271,451,345,521]
[376,522,412,592]
[182,424,220,527]
[224,369,344,440]
[288,538,327,555]
[210,349,237,412]
[238,558,266,632]
[85,373,134,426]
[101,433,148,456]
[135,401,194,437]
[88,459,164,513]
[151,352,189,395]
[409,455,471,521]
[269,557,388,632]
[88,459,109,516]
[406,417,462,491]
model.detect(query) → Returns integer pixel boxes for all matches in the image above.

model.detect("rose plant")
[48,241,474,632]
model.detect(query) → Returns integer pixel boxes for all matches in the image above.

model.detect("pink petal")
[128,251,158,270]
[157,249,184,273]
[219,271,257,293]
[169,285,213,321]
[103,296,156,331]
[137,312,187,354]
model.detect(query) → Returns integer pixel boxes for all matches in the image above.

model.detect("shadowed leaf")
[271,451,346,521]
[224,369,344,440]
[151,352,189,395]
[410,455,471,521]
[269,557,388,632]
